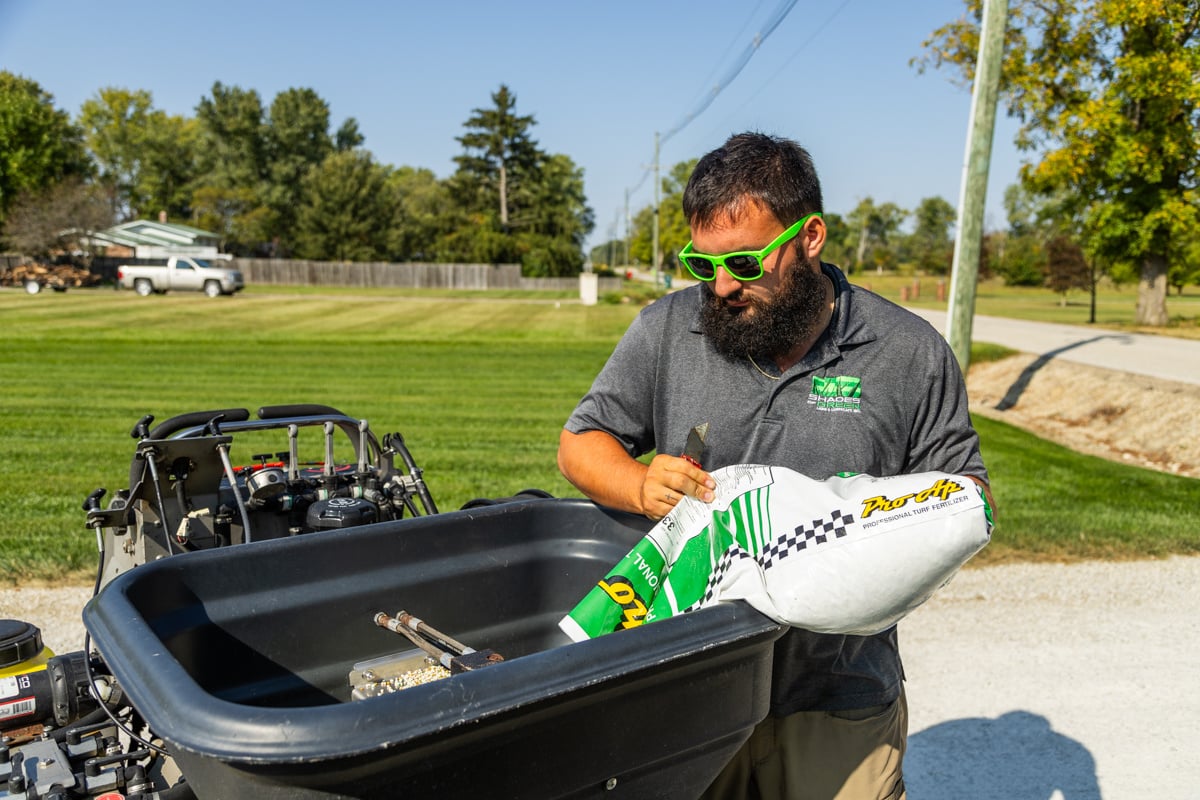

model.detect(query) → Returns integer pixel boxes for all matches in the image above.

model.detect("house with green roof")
[88,219,227,259]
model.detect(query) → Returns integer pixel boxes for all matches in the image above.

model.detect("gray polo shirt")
[565,262,987,714]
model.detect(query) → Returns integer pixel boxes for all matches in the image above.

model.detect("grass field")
[1,283,1197,583]
[844,273,1200,337]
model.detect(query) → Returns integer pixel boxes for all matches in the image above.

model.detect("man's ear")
[802,216,827,258]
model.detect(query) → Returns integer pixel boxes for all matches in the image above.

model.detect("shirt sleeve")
[905,335,989,483]
[563,309,661,458]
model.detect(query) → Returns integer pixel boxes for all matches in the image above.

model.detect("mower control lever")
[83,487,106,513]
[130,414,155,440]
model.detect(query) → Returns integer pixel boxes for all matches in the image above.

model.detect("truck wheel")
[24,280,42,295]
[203,280,223,298]
[134,279,154,297]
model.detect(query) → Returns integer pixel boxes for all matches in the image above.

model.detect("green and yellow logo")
[808,375,862,413]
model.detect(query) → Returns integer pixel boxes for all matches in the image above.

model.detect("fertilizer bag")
[559,466,992,641]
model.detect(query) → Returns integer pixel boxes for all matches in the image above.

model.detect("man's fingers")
[641,455,716,519]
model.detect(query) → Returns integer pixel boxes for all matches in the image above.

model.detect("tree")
[136,112,200,221]
[0,72,89,228]
[293,150,392,261]
[446,85,594,274]
[846,197,907,272]
[1171,236,1200,295]
[996,182,1107,316]
[1,177,111,260]
[1044,235,1092,305]
[906,196,957,274]
[991,183,1047,286]
[589,237,626,271]
[192,82,271,253]
[453,84,542,229]
[262,88,336,255]
[919,0,1200,326]
[335,117,364,152]
[987,229,1044,286]
[521,154,591,240]
[385,166,454,261]
[80,89,201,224]
[190,185,269,253]
[630,159,695,270]
[194,82,268,187]
[819,211,856,270]
[79,87,154,221]
[516,153,593,276]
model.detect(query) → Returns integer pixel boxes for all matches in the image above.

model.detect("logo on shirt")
[808,375,862,413]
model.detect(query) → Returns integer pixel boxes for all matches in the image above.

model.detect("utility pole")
[946,0,1008,372]
[624,189,631,268]
[651,131,661,288]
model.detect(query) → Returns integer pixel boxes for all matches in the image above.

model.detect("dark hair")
[682,132,823,228]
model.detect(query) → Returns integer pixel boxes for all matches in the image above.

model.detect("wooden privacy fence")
[232,259,623,293]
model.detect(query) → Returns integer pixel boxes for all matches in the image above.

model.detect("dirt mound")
[966,355,1200,478]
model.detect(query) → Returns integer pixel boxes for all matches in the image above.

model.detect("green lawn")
[850,273,1200,337]
[1,285,1196,583]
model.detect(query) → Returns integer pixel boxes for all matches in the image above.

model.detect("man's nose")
[712,265,746,297]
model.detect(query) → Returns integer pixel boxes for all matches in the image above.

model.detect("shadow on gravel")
[906,710,1101,799]
[995,335,1131,411]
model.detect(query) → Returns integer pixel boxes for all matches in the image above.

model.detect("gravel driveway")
[7,554,1198,799]
[903,556,1199,799]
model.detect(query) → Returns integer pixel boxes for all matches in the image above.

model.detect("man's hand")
[965,474,996,518]
[558,429,716,520]
[641,453,716,520]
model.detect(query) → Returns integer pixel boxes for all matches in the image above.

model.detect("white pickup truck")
[117,256,245,297]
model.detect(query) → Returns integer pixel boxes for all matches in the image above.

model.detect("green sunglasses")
[679,212,823,282]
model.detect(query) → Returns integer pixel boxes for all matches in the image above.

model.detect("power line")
[688,0,769,136]
[661,0,799,145]
[702,0,854,143]
[623,0,802,204]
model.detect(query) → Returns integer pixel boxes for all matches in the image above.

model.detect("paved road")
[906,308,1200,386]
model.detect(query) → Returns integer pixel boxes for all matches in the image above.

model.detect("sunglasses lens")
[724,255,761,279]
[685,256,717,280]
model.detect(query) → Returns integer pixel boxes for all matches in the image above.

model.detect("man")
[558,132,989,799]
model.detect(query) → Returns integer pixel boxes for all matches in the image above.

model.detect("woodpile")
[0,263,100,291]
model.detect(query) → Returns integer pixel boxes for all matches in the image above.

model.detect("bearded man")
[558,132,989,800]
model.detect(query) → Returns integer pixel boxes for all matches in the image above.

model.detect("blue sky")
[1,0,1026,252]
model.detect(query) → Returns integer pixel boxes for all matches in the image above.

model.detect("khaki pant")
[700,688,907,800]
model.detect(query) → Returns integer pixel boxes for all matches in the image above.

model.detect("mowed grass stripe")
[0,287,1196,582]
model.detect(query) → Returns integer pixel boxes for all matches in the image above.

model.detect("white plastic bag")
[560,466,992,641]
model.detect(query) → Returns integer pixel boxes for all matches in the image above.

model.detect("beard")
[699,261,829,360]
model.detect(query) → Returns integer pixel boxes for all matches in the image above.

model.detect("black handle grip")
[82,487,107,512]
[257,404,347,420]
[130,414,154,440]
[147,407,250,439]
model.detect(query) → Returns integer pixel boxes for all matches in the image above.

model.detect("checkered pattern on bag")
[761,508,855,569]
[684,508,855,613]
[684,546,755,613]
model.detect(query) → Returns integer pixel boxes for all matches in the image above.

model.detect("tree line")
[593,161,1198,317]
[592,163,967,283]
[2,0,1196,324]
[0,79,593,276]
